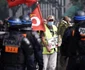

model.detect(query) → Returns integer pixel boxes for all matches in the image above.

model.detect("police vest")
[43,25,58,54]
[72,24,85,55]
[2,32,25,65]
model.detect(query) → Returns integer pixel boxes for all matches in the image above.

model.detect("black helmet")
[74,10,85,24]
[19,15,32,31]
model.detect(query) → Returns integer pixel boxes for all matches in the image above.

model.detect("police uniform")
[0,20,7,69]
[61,11,85,70]
[0,31,36,70]
[31,31,43,70]
[0,17,36,70]
[20,15,43,70]
[22,31,43,70]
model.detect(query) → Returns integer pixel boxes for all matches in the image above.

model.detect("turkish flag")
[30,4,45,31]
[7,0,25,8]
[25,0,37,7]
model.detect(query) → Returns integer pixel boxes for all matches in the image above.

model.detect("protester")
[57,16,72,70]
[58,16,72,39]
[41,15,58,70]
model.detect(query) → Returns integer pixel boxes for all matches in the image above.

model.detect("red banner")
[30,4,45,31]
[7,0,25,8]
[25,0,37,7]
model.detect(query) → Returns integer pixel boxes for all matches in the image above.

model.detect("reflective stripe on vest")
[43,25,58,54]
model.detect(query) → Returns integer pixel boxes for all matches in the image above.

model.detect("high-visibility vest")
[43,25,58,54]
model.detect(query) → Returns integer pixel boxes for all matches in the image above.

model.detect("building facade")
[39,0,71,21]
[0,0,71,21]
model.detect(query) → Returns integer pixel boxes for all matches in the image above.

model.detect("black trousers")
[66,56,85,70]
[0,65,25,70]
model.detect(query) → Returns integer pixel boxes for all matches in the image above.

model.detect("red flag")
[30,4,45,31]
[25,0,37,7]
[7,0,25,8]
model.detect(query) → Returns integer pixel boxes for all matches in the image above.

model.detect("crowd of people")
[0,10,85,70]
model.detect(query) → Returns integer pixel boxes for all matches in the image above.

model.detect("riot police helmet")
[7,17,22,31]
[74,10,85,24]
[19,15,32,31]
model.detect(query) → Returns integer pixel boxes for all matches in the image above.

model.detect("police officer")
[0,17,36,70]
[20,15,43,70]
[0,20,8,69]
[60,10,85,70]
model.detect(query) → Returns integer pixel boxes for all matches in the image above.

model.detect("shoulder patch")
[5,46,18,53]
[79,27,85,36]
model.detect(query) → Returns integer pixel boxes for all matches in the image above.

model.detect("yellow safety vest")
[43,25,58,54]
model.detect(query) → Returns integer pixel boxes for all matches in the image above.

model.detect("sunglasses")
[48,19,54,21]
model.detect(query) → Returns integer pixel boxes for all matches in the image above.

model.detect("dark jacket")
[0,31,36,70]
[60,26,79,57]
